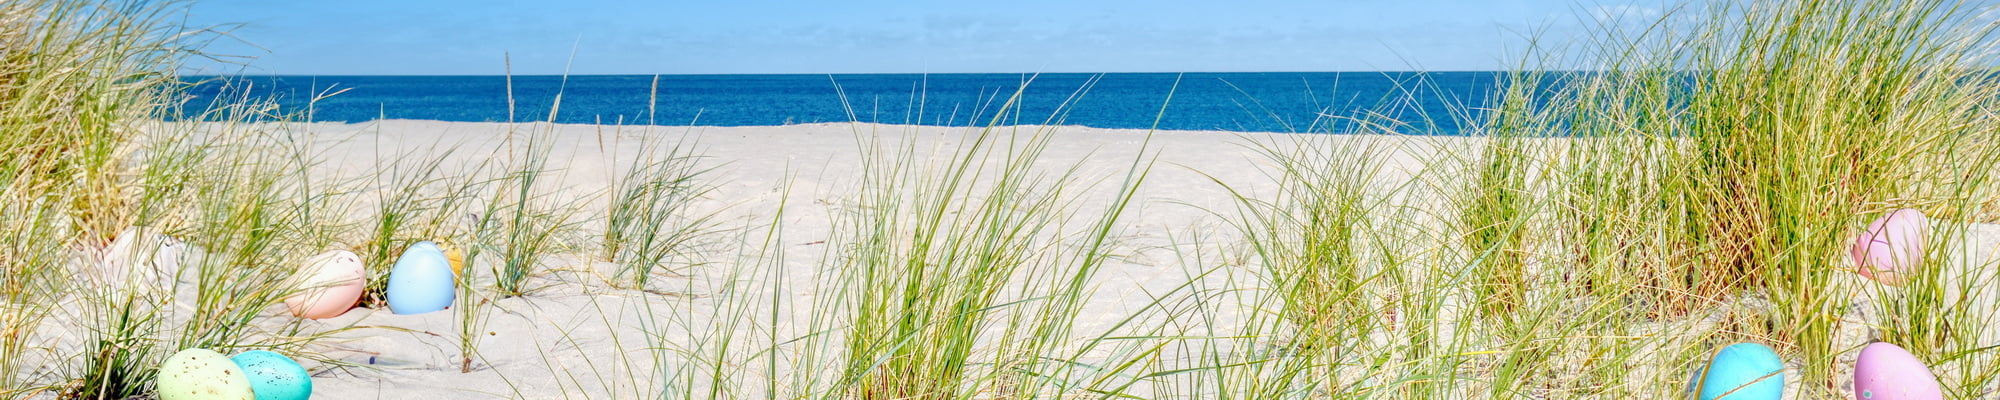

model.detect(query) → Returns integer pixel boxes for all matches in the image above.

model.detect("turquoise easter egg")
[386,241,455,315]
[157,348,256,400]
[1689,343,1785,400]
[230,350,312,400]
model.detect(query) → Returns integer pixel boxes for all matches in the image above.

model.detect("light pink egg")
[284,250,366,319]
[1851,209,1930,286]
[1853,342,1944,400]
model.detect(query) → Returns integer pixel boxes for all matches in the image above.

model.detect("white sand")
[190,120,1341,398]
[21,120,2000,398]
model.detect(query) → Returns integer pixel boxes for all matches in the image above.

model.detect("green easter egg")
[156,348,256,400]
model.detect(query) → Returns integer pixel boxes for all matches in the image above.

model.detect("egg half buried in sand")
[283,250,366,319]
[1854,342,1944,400]
[95,226,201,289]
[441,242,465,276]
[1851,208,1930,285]
[1689,343,1785,400]
[157,348,256,400]
[230,350,312,400]
[386,241,455,315]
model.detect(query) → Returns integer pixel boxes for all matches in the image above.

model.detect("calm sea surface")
[178,72,1504,134]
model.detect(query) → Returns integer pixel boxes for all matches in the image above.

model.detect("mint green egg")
[157,348,256,400]
[230,350,313,400]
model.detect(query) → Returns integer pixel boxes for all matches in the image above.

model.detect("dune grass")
[14,0,2000,398]
[0,0,201,396]
[485,131,586,297]
[1533,0,2000,392]
[599,133,715,289]
[809,77,1153,398]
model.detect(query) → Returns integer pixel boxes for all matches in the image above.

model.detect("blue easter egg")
[229,350,312,400]
[386,241,455,315]
[1689,343,1785,400]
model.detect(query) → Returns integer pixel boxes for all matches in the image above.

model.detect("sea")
[176,72,1505,134]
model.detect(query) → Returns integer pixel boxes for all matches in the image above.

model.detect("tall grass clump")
[599,134,715,289]
[1456,68,1552,320]
[0,0,235,396]
[0,0,360,388]
[1213,80,1532,396]
[1513,0,2000,390]
[815,80,1154,398]
[0,0,192,245]
[485,59,588,297]
[1236,133,1397,349]
[486,132,583,297]
[0,203,69,398]
[1218,134,1394,396]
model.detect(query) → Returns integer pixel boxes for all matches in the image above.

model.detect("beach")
[82,120,1320,397]
[3,120,1984,398]
[13,0,2000,397]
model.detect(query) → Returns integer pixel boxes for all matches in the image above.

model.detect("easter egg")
[284,250,366,319]
[1851,209,1930,285]
[1854,342,1943,400]
[1689,343,1785,400]
[97,226,201,288]
[442,244,465,276]
[156,348,256,400]
[230,350,312,400]
[386,241,455,315]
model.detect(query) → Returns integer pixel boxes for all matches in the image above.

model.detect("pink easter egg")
[1853,342,1944,400]
[284,250,366,319]
[1851,209,1929,286]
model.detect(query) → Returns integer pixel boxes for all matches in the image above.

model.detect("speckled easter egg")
[1689,343,1785,400]
[157,348,256,400]
[386,241,455,315]
[1851,209,1930,285]
[230,350,312,400]
[1854,342,1943,400]
[284,250,366,319]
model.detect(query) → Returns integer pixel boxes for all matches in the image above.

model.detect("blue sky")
[178,0,1660,75]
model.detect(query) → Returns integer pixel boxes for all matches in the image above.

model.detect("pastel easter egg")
[1851,209,1930,285]
[386,241,455,315]
[1689,343,1785,400]
[284,250,366,319]
[156,348,256,400]
[443,244,465,277]
[97,226,203,289]
[1854,342,1943,400]
[230,350,312,400]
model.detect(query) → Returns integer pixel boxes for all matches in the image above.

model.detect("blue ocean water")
[177,72,1504,134]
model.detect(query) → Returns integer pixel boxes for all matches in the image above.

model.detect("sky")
[176,0,1661,75]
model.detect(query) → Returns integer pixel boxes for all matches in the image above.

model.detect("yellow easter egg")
[441,244,465,276]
